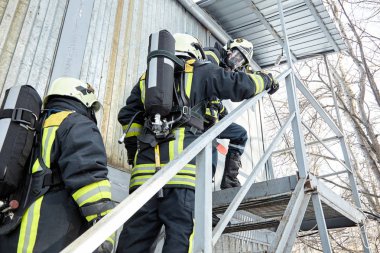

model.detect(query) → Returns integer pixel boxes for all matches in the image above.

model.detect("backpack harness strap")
[0,108,37,130]
[39,111,74,188]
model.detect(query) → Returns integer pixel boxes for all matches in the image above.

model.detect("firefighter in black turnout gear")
[117,32,279,253]
[0,77,115,253]
[204,38,257,190]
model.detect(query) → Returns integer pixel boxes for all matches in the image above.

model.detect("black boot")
[221,151,241,189]
[212,213,220,227]
[212,213,231,227]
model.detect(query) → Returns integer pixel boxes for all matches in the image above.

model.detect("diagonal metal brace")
[269,178,311,253]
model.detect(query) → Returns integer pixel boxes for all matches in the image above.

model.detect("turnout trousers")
[116,188,195,253]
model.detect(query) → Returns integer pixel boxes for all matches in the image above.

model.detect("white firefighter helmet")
[44,77,101,112]
[225,38,254,64]
[173,33,202,59]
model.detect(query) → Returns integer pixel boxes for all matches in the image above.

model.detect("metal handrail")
[62,70,290,253]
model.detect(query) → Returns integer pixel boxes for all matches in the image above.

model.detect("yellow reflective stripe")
[17,196,44,253]
[133,149,139,167]
[85,209,112,222]
[42,126,58,167]
[169,137,175,161]
[72,180,111,207]
[166,181,195,187]
[180,169,196,175]
[205,51,220,64]
[178,128,185,153]
[130,180,195,188]
[132,169,155,175]
[130,167,196,188]
[140,77,146,105]
[129,175,151,188]
[188,219,195,253]
[43,111,73,128]
[122,123,142,131]
[122,123,142,137]
[250,74,264,94]
[185,59,195,72]
[169,128,185,160]
[106,232,116,245]
[185,73,193,98]
[134,163,195,169]
[31,159,42,173]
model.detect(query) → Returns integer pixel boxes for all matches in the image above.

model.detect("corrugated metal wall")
[0,0,211,170]
[0,0,265,175]
[0,0,68,99]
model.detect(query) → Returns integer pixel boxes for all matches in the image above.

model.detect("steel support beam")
[318,170,347,178]
[247,0,297,63]
[303,0,340,52]
[212,112,295,245]
[302,121,352,173]
[268,178,310,252]
[324,56,371,253]
[272,136,339,155]
[194,143,213,253]
[277,0,310,178]
[312,193,333,253]
[177,0,230,44]
[295,75,343,138]
[310,176,365,223]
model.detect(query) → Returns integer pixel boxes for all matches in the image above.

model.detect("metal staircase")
[61,0,371,252]
[213,175,365,245]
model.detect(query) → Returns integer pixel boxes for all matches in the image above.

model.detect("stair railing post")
[311,193,333,253]
[324,55,371,253]
[277,0,309,178]
[193,143,213,253]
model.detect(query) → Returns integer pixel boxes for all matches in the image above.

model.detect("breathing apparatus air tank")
[145,30,176,137]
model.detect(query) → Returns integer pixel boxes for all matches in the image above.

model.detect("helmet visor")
[226,49,246,70]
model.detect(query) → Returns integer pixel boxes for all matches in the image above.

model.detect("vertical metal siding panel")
[99,0,125,145]
[0,0,5,22]
[117,0,145,167]
[0,0,8,22]
[80,0,102,82]
[1,0,39,94]
[136,0,148,76]
[101,0,130,168]
[0,0,27,97]
[0,0,20,56]
[85,0,107,86]
[28,0,61,95]
[15,0,49,92]
[111,0,145,169]
[92,0,113,92]
[36,0,66,96]
[95,0,117,134]
[108,0,133,169]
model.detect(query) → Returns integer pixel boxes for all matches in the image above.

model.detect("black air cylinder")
[145,30,175,117]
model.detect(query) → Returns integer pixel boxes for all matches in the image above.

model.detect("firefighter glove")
[266,73,279,95]
[254,71,279,95]
[93,232,116,253]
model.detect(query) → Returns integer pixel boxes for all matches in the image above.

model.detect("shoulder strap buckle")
[11,108,37,130]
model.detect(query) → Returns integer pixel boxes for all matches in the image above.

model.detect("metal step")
[213,175,357,234]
